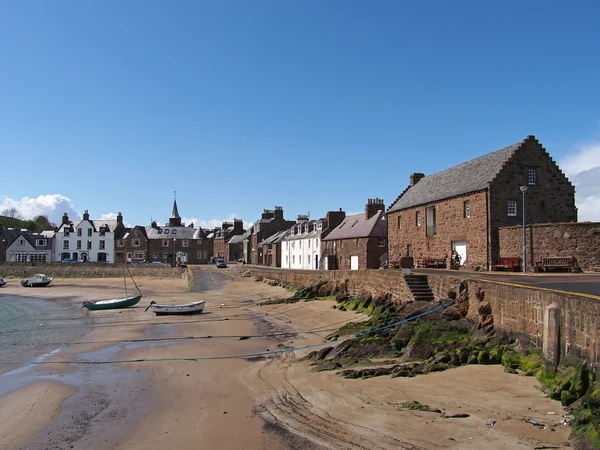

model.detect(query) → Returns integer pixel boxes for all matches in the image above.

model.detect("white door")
[350,256,359,270]
[452,241,467,266]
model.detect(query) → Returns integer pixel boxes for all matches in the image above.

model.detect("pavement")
[413,268,600,298]
[188,264,235,292]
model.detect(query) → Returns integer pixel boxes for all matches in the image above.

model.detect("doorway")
[451,241,467,267]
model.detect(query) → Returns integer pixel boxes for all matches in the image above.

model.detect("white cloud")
[560,142,600,222]
[98,212,133,228]
[0,194,80,225]
[182,215,252,230]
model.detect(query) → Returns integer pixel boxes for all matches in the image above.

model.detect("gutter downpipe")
[485,185,490,271]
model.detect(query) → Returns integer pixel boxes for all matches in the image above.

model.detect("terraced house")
[387,136,577,270]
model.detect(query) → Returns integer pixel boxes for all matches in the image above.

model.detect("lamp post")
[520,186,528,272]
[172,238,176,267]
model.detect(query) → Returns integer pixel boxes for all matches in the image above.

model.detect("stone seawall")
[248,266,600,367]
[0,262,187,279]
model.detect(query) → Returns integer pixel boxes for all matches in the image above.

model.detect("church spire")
[169,191,182,226]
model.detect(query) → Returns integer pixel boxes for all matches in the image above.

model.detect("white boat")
[146,300,205,315]
[20,274,53,287]
[0,277,6,288]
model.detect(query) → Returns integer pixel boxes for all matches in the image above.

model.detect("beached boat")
[146,300,205,315]
[0,277,7,287]
[82,261,142,310]
[82,295,142,310]
[20,274,53,287]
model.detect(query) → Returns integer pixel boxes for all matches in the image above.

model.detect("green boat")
[82,295,142,310]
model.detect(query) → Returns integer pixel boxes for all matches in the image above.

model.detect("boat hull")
[0,278,6,288]
[150,300,205,315]
[21,280,52,287]
[83,295,143,310]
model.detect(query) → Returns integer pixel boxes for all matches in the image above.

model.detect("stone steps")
[404,274,434,301]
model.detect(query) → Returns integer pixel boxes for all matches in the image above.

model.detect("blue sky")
[2,1,600,228]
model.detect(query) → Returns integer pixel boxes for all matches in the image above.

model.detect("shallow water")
[0,295,89,373]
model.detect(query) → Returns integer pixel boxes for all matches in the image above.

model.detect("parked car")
[216,259,227,268]
[61,258,78,263]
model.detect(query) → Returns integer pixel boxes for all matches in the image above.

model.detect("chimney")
[222,221,232,230]
[365,198,385,220]
[117,212,123,225]
[233,219,244,233]
[83,210,89,221]
[410,173,425,186]
[274,206,284,220]
[296,214,309,223]
[261,209,275,220]
[151,221,158,228]
[62,212,70,226]
[325,210,346,231]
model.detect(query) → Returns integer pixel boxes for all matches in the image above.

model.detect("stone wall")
[248,266,600,367]
[499,222,600,272]
[322,237,386,270]
[0,262,187,279]
[387,191,489,270]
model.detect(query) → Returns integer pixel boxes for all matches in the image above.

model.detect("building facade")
[387,136,578,270]
[54,211,124,263]
[212,219,245,260]
[322,199,388,270]
[250,207,294,266]
[2,229,53,263]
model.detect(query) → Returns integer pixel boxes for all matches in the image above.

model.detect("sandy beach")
[0,266,571,449]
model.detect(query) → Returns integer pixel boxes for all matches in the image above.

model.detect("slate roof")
[322,211,387,240]
[227,235,244,244]
[257,229,290,246]
[388,141,523,212]
[146,226,199,240]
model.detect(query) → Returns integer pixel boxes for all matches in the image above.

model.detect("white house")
[54,210,125,263]
[281,210,346,270]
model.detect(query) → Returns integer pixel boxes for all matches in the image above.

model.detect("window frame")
[507,200,517,217]
[528,167,536,185]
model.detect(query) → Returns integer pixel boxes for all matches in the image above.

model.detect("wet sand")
[0,268,571,449]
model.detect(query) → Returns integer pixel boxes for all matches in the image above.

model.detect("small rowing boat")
[0,277,7,288]
[146,300,205,315]
[82,295,142,310]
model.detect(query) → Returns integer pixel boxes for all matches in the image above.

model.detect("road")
[413,268,600,297]
[188,264,236,292]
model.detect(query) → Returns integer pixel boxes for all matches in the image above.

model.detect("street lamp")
[172,237,176,267]
[520,186,528,272]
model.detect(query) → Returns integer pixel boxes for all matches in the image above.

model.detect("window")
[397,216,402,229]
[528,167,536,185]
[35,239,46,246]
[88,229,92,237]
[183,240,189,247]
[378,238,386,247]
[308,240,311,248]
[157,229,163,234]
[77,240,82,250]
[97,253,107,262]
[416,211,421,226]
[133,239,140,247]
[63,241,70,249]
[99,240,105,250]
[426,206,436,237]
[117,240,124,247]
[99,228,106,236]
[164,229,170,235]
[153,251,158,259]
[507,200,517,216]
[197,251,202,258]
[87,240,92,250]
[163,252,168,261]
[19,239,24,245]
[172,230,177,235]
[134,251,144,259]
[64,229,70,236]
[30,253,47,263]
[293,255,295,264]
[77,228,82,237]
[163,240,169,247]
[464,201,471,218]
[356,239,359,248]
[134,230,138,237]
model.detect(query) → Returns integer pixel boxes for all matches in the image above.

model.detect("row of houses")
[0,136,583,271]
[218,135,579,272]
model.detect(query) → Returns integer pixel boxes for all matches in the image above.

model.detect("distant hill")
[0,215,56,233]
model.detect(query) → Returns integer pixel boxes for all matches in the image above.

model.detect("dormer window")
[172,230,177,234]
[64,229,70,236]
[99,227,106,236]
[165,229,170,235]
[157,229,163,234]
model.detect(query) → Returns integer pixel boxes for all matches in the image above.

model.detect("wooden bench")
[418,257,447,269]
[493,256,522,272]
[534,256,577,273]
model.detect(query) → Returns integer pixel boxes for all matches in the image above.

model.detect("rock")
[255,276,263,282]
[477,301,492,316]
[241,271,251,277]
[335,292,349,302]
[317,284,331,297]
[441,306,462,321]
[480,315,494,329]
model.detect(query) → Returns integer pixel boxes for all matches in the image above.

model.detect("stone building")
[145,200,210,265]
[387,136,577,270]
[321,199,388,270]
[256,229,290,267]
[115,225,148,264]
[212,219,245,261]
[250,207,294,266]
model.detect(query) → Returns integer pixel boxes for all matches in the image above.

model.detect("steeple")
[169,191,182,227]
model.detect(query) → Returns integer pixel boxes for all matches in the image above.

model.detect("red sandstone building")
[387,136,577,270]
[212,219,245,261]
[321,198,388,270]
[250,207,294,265]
